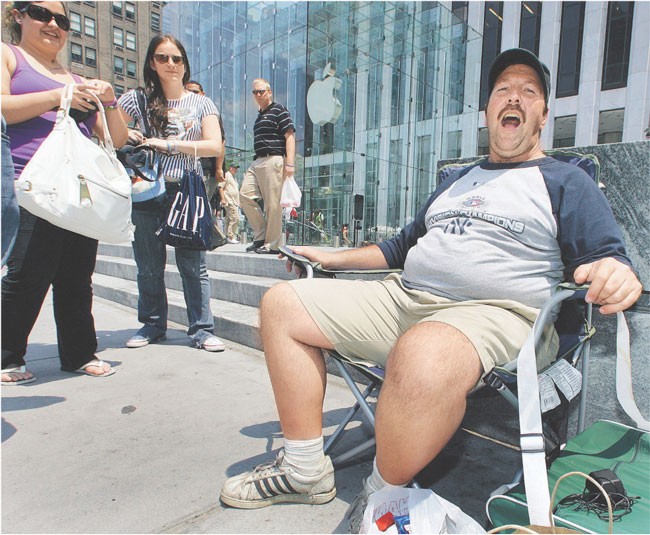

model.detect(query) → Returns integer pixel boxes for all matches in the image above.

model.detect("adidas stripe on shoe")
[220,450,336,509]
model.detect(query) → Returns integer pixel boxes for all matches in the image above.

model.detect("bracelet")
[285,163,294,167]
[103,98,118,110]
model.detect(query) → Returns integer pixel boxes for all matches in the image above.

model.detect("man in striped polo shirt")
[241,78,295,254]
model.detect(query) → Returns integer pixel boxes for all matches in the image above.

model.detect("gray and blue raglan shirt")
[378,157,631,310]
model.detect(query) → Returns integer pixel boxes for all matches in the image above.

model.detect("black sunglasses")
[20,4,70,31]
[252,89,268,95]
[153,53,184,65]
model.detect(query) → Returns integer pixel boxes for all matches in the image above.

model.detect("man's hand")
[280,246,334,276]
[573,258,642,314]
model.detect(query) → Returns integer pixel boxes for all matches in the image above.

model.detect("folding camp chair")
[281,151,604,474]
[281,245,595,471]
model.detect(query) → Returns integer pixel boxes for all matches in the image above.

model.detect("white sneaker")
[227,238,240,244]
[200,335,225,352]
[220,450,336,509]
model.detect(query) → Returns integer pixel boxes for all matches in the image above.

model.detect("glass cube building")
[163,1,480,245]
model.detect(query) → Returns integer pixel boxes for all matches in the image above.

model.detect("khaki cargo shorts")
[289,273,558,376]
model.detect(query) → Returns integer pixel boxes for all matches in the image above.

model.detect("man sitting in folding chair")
[219,48,642,528]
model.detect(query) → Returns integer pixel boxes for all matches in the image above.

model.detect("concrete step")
[97,243,294,280]
[95,255,277,308]
[92,272,262,350]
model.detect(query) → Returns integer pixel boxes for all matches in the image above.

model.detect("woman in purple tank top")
[1,1,128,385]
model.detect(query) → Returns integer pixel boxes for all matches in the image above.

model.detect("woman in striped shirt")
[118,35,225,352]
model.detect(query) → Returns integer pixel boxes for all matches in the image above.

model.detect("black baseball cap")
[488,48,551,103]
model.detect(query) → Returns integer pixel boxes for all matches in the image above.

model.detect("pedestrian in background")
[241,78,295,254]
[221,162,241,244]
[1,0,127,384]
[118,35,225,352]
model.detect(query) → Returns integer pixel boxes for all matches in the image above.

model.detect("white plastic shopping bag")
[359,486,485,534]
[280,176,302,217]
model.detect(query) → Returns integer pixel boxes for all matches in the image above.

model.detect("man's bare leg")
[375,321,483,484]
[259,282,336,439]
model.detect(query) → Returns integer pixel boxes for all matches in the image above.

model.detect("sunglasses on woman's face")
[153,53,184,66]
[20,4,70,32]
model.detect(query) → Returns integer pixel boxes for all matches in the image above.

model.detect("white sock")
[364,458,406,495]
[283,436,326,476]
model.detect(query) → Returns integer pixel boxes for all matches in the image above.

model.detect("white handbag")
[15,84,134,243]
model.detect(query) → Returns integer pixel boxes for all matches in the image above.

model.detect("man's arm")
[284,129,295,178]
[574,258,642,314]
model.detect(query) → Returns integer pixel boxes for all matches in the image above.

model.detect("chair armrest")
[279,245,401,279]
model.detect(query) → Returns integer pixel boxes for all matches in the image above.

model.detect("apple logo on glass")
[307,62,343,126]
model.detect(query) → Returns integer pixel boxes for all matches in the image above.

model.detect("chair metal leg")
[324,382,376,455]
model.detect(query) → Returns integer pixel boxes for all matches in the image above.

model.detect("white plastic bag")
[360,486,485,534]
[280,176,302,217]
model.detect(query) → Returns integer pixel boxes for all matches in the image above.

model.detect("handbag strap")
[60,83,116,154]
[136,89,152,138]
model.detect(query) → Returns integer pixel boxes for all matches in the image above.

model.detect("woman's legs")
[175,247,215,345]
[2,211,60,371]
[130,204,168,337]
[53,230,100,371]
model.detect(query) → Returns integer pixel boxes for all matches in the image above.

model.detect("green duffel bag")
[487,420,650,534]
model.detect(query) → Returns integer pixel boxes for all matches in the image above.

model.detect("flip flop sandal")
[74,359,116,377]
[1,365,36,386]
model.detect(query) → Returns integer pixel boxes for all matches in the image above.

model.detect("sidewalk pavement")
[2,292,517,534]
[2,292,371,533]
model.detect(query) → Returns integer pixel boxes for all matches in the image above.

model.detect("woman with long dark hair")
[1,1,127,384]
[118,35,225,352]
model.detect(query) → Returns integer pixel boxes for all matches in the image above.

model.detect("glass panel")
[84,17,96,37]
[70,12,81,33]
[519,2,542,55]
[602,2,634,90]
[480,2,503,109]
[556,2,585,97]
[164,1,478,245]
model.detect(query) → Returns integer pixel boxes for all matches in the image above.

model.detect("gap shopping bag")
[155,168,212,250]
[15,84,134,243]
[360,486,485,534]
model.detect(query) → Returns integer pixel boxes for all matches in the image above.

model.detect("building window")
[114,56,124,75]
[84,16,95,37]
[113,27,124,47]
[446,130,462,159]
[480,1,503,109]
[151,12,160,32]
[70,12,81,33]
[519,2,542,55]
[477,127,489,155]
[71,43,83,64]
[126,59,137,78]
[126,31,136,51]
[115,85,125,98]
[556,1,585,98]
[85,47,96,67]
[112,1,122,17]
[598,109,624,144]
[125,2,136,21]
[602,2,634,91]
[553,115,577,148]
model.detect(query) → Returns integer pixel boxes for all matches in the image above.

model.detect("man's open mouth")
[501,113,522,127]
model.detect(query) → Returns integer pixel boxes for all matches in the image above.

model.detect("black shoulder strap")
[136,90,152,138]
